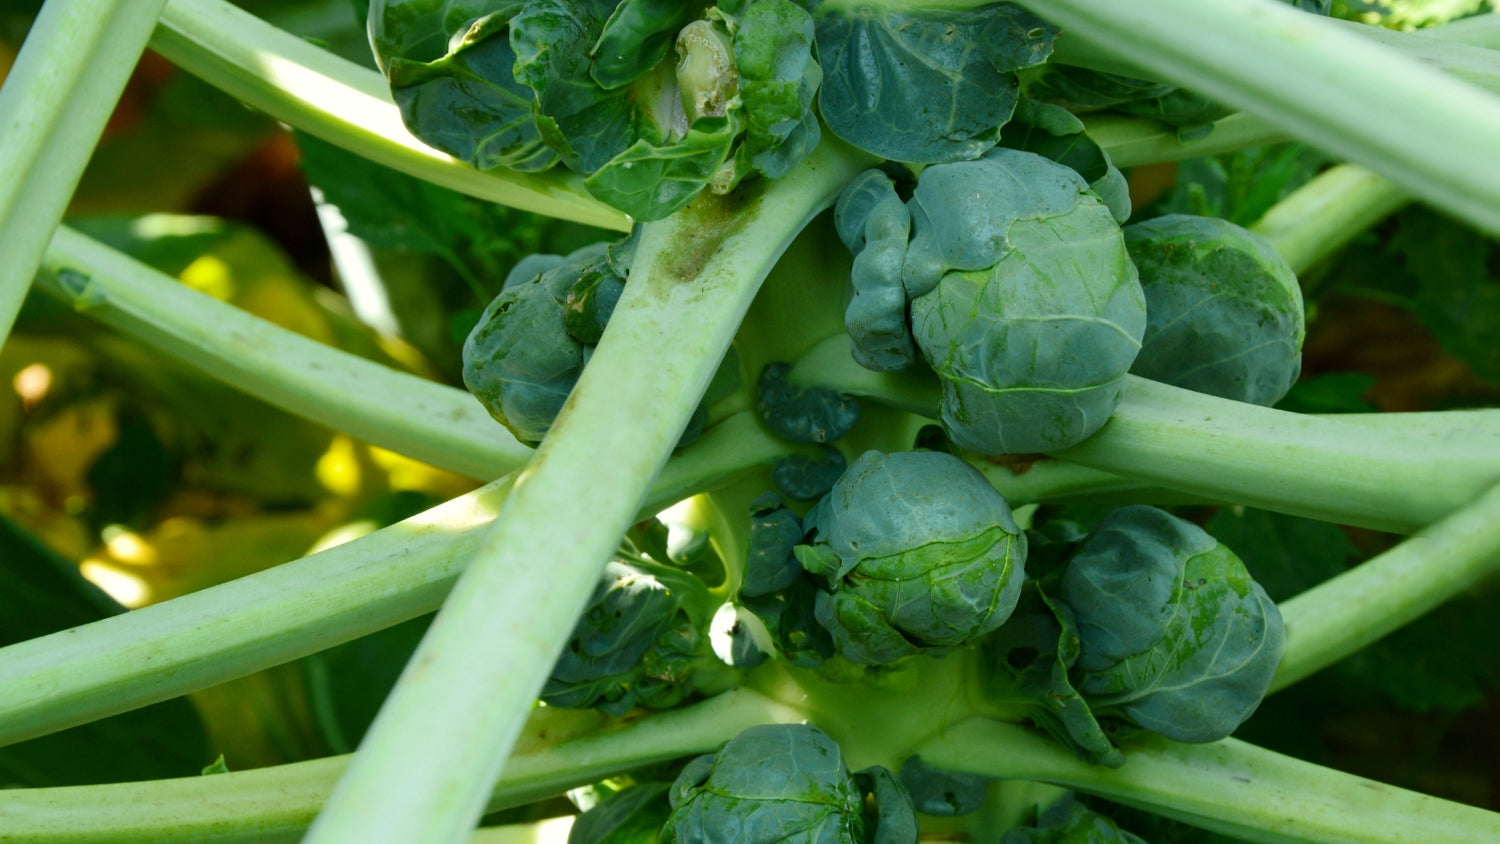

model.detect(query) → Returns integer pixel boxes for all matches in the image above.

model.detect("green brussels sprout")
[905,149,1146,454]
[569,782,673,844]
[897,755,992,817]
[543,559,728,716]
[1124,214,1305,406]
[1058,506,1285,743]
[464,235,729,447]
[664,723,917,843]
[794,450,1027,664]
[834,149,1147,455]
[463,243,614,445]
[1001,793,1148,844]
[834,169,919,372]
[756,362,861,444]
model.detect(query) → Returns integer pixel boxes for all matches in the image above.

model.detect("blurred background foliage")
[0,0,1495,832]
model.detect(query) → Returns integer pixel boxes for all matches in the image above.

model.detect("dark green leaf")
[0,515,208,786]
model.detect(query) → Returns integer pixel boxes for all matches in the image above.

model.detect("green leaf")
[582,119,738,221]
[1392,208,1500,384]
[0,514,208,786]
[1275,373,1377,414]
[296,130,546,297]
[814,5,1053,163]
[590,0,700,90]
[1203,507,1358,602]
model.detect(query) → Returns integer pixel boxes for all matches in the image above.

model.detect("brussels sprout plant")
[3,0,1500,842]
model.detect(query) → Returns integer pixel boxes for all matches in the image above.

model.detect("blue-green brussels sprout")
[815,3,1055,163]
[463,243,615,445]
[897,755,992,817]
[835,150,1146,455]
[833,169,919,372]
[794,450,1027,664]
[1000,793,1147,844]
[664,723,917,843]
[543,559,729,716]
[1124,215,1305,406]
[1058,506,1285,743]
[569,782,673,844]
[464,235,729,446]
[906,149,1145,454]
[756,362,861,444]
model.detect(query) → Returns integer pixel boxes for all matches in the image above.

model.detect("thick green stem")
[1251,164,1410,274]
[1011,0,1500,237]
[795,339,1500,533]
[303,142,871,844]
[0,0,167,350]
[150,0,627,230]
[1085,112,1286,168]
[38,226,531,481]
[1055,378,1500,533]
[0,412,787,748]
[1272,481,1500,691]
[0,689,801,843]
[916,718,1500,844]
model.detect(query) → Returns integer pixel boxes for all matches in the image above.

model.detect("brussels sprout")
[1058,506,1285,743]
[569,782,673,844]
[835,149,1147,455]
[543,559,728,716]
[905,149,1146,454]
[1124,215,1305,406]
[756,362,861,444]
[897,755,992,817]
[463,243,614,445]
[1001,793,1148,844]
[794,450,1027,664]
[465,236,730,446]
[834,169,918,372]
[664,723,917,843]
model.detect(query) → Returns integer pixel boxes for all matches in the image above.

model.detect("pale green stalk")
[1272,481,1500,691]
[304,142,872,844]
[0,412,788,748]
[38,226,531,480]
[916,718,1500,844]
[795,336,1500,533]
[1251,164,1410,274]
[0,0,166,349]
[0,689,802,843]
[1085,112,1287,168]
[1055,378,1500,534]
[150,0,628,231]
[1011,0,1500,236]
